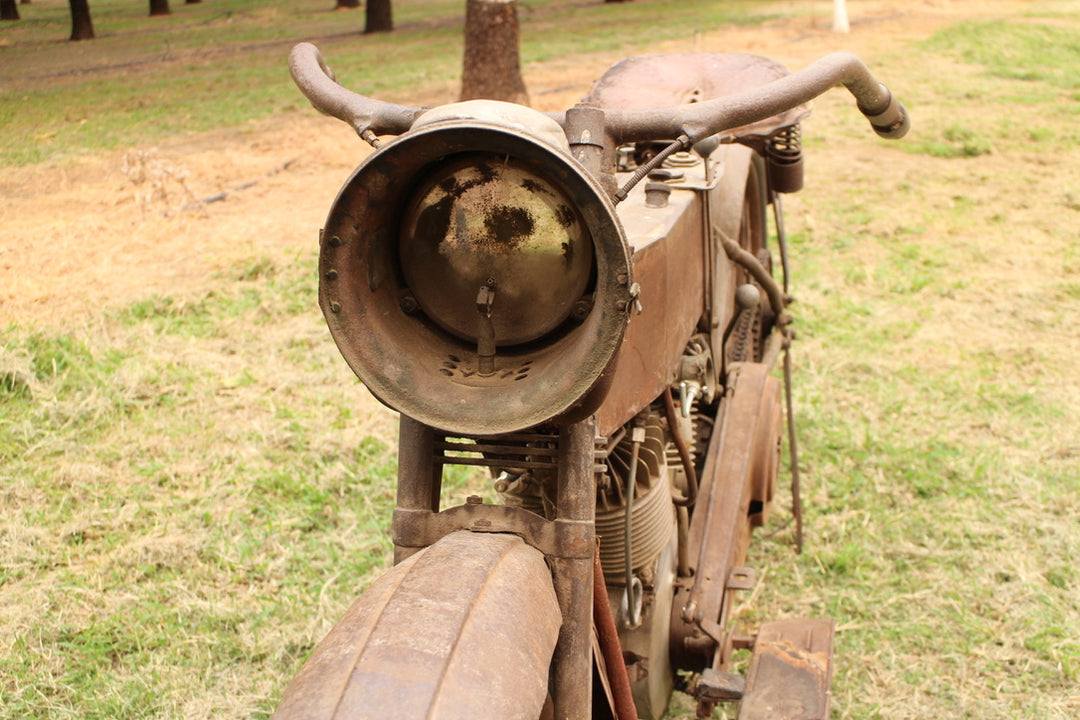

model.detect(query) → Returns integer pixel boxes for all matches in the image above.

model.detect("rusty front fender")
[272,531,562,720]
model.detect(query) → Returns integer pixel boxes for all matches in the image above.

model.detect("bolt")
[328,235,344,247]
[329,301,341,313]
[325,269,339,281]
[399,295,419,314]
[571,298,592,321]
[644,181,671,208]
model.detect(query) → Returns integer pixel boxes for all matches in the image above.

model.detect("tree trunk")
[335,0,359,7]
[460,0,528,106]
[364,0,392,33]
[832,0,850,33]
[149,0,170,16]
[69,0,94,39]
[1,0,19,21]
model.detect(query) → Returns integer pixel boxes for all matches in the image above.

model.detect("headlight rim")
[320,118,633,435]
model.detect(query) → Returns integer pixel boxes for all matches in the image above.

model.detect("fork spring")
[766,124,804,194]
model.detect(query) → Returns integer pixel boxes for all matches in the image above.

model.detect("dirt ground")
[0,0,1023,327]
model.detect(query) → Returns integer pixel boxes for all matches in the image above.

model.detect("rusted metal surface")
[272,532,561,720]
[573,51,906,145]
[609,532,680,720]
[398,155,594,346]
[394,504,595,559]
[784,349,805,552]
[390,418,600,720]
[593,547,638,720]
[551,419,598,720]
[319,113,633,436]
[594,411,676,586]
[291,43,908,148]
[595,176,705,437]
[393,416,441,564]
[737,619,835,720]
[289,42,423,141]
[748,371,783,529]
[662,387,698,506]
[581,53,808,143]
[671,363,781,663]
[285,41,912,720]
[565,103,616,196]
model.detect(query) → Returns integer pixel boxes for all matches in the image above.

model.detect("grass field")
[2,0,1079,718]
[0,0,774,165]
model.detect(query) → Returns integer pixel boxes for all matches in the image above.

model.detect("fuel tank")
[595,142,756,436]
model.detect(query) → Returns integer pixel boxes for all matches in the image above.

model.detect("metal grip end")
[861,87,911,140]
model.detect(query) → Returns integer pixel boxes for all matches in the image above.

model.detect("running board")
[736,618,835,720]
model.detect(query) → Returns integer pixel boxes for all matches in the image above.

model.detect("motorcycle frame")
[394,416,599,719]
[386,136,780,718]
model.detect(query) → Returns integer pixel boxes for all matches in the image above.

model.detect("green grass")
[1,0,770,165]
[0,260,495,717]
[896,17,1080,158]
[724,13,1080,713]
[1,262,402,716]
[3,1,1080,719]
[739,18,1080,704]
[922,20,1080,90]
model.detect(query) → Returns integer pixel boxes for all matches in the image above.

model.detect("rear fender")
[272,531,562,720]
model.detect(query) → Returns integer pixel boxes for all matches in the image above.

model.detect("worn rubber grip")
[861,88,910,140]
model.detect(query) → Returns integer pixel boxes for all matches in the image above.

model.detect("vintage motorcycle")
[274,42,908,720]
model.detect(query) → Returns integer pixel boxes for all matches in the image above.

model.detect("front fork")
[393,415,599,720]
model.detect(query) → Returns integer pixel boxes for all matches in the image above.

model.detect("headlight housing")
[319,101,633,435]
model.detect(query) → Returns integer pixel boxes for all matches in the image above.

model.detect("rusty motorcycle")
[273,43,908,720]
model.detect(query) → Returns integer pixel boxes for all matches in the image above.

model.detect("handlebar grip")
[860,87,910,140]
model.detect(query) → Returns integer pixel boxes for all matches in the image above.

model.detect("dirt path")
[0,0,1017,327]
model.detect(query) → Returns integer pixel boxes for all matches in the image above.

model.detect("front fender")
[273,531,562,720]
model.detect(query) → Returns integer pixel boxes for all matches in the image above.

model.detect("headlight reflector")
[399,154,593,347]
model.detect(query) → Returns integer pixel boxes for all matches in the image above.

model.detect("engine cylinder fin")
[596,477,677,584]
[596,409,677,585]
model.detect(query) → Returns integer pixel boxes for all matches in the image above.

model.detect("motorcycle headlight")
[318,102,632,435]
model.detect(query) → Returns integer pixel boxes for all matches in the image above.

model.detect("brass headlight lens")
[398,153,593,347]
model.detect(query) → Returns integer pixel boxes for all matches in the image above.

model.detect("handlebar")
[588,51,909,143]
[289,42,909,144]
[289,42,425,141]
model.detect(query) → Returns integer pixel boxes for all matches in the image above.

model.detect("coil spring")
[768,124,802,162]
[766,123,804,194]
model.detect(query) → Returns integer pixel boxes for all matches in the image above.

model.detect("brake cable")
[613,134,691,203]
[623,420,645,629]
[771,190,803,553]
